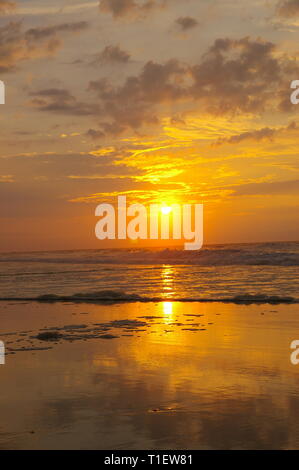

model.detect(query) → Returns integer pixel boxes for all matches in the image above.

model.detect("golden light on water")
[161,206,172,215]
[162,301,173,316]
[161,266,174,296]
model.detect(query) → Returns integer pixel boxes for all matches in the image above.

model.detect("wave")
[0,243,299,266]
[0,290,297,304]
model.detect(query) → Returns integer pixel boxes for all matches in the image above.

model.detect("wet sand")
[1,300,299,449]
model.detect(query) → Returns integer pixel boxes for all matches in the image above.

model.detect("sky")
[0,0,299,251]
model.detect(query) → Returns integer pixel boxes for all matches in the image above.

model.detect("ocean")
[0,241,298,302]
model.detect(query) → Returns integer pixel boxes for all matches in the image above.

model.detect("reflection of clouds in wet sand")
[1,301,299,449]
[5,358,293,449]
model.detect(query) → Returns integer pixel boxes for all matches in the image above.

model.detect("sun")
[161,205,172,215]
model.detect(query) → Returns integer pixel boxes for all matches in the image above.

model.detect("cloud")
[88,59,186,130]
[175,16,198,31]
[189,37,298,115]
[0,0,15,15]
[29,88,101,116]
[0,20,89,73]
[89,59,186,103]
[24,22,89,41]
[86,37,299,134]
[276,0,299,17]
[86,122,128,138]
[99,0,166,19]
[90,45,131,65]
[86,128,106,139]
[214,122,297,146]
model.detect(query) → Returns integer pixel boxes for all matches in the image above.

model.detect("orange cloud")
[0,0,15,15]
[0,20,89,73]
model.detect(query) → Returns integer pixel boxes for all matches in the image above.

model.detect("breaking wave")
[0,290,297,304]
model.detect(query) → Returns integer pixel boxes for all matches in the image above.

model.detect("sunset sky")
[1,0,299,251]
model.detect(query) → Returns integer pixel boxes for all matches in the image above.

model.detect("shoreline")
[0,295,297,304]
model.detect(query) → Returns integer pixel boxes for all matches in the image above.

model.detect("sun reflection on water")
[161,265,174,298]
[163,301,173,316]
[161,266,175,323]
[162,301,174,325]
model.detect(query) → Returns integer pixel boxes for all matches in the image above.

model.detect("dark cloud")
[189,37,298,115]
[214,122,297,146]
[88,59,184,130]
[0,0,15,15]
[29,88,101,116]
[90,45,131,65]
[99,0,166,18]
[100,0,137,17]
[86,128,106,139]
[276,0,299,17]
[89,59,185,103]
[175,16,198,31]
[0,21,89,73]
[98,121,127,136]
[25,22,89,41]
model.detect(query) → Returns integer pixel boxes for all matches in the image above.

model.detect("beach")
[0,243,299,449]
[1,298,299,450]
